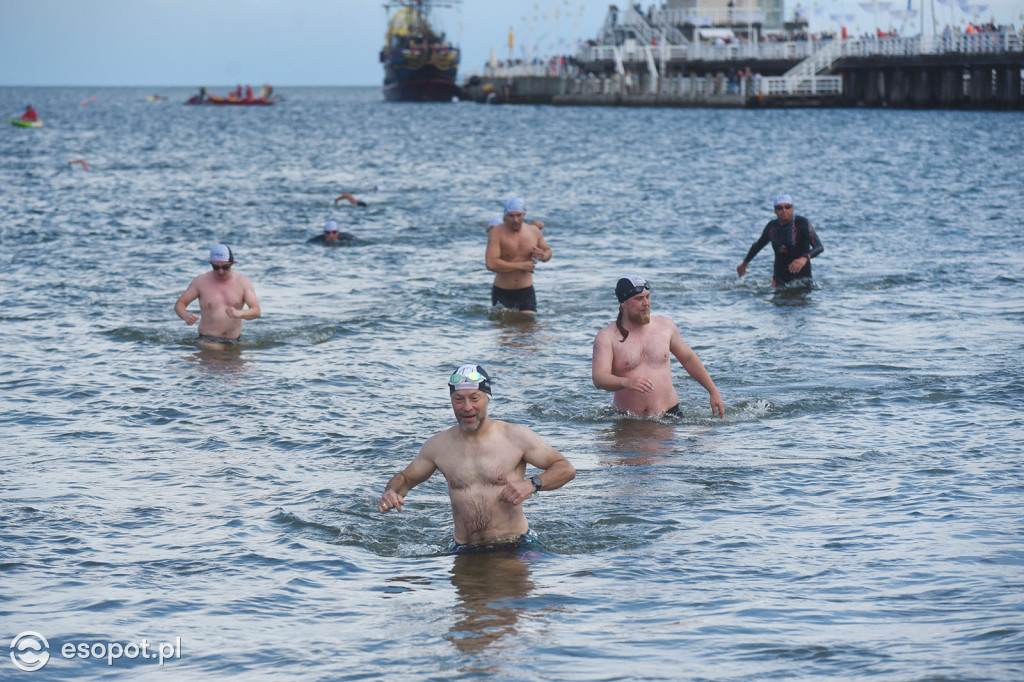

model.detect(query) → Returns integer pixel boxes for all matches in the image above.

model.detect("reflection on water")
[446,552,535,655]
[599,418,679,465]
[186,344,249,376]
[490,312,540,355]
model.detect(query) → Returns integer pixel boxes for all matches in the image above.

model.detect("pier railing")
[575,30,1024,68]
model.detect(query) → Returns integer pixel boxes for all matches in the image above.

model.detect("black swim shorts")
[491,285,537,312]
[445,530,539,556]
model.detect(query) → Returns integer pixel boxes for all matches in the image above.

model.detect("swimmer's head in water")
[323,220,339,234]
[774,193,793,208]
[504,197,526,217]
[487,216,502,227]
[616,275,650,303]
[448,364,492,395]
[208,244,234,263]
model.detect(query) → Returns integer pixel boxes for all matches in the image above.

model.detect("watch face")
[531,475,542,490]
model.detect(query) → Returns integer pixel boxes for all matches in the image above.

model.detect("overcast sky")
[1,0,1019,87]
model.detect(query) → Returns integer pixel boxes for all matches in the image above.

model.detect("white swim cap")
[774,193,793,207]
[504,197,526,216]
[323,220,339,233]
[208,244,234,262]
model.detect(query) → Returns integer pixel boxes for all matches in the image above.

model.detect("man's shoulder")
[594,320,621,342]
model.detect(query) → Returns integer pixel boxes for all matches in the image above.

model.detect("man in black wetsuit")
[737,194,824,286]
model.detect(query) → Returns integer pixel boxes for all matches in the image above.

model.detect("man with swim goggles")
[592,275,725,419]
[377,364,575,552]
[173,243,262,344]
[737,193,825,286]
[307,220,353,245]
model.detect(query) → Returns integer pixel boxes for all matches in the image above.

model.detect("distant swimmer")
[592,275,725,419]
[737,193,824,286]
[377,364,575,552]
[485,197,552,314]
[333,192,367,207]
[67,159,90,170]
[307,220,354,245]
[174,244,261,344]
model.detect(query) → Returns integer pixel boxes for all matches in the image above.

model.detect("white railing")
[576,31,1023,67]
[759,75,843,95]
[651,7,782,28]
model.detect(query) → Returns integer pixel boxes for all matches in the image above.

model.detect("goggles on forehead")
[449,370,486,385]
[625,282,650,298]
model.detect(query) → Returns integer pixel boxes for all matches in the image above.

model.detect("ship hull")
[383,64,460,102]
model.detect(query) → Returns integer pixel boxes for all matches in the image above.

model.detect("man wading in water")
[377,364,575,553]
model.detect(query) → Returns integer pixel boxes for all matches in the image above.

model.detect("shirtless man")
[485,197,552,314]
[377,364,575,551]
[174,244,261,343]
[592,275,725,419]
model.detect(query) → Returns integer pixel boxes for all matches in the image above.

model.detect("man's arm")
[485,228,535,273]
[174,280,200,325]
[668,325,725,418]
[531,229,552,263]
[737,224,771,277]
[499,425,575,505]
[378,446,438,513]
[227,277,261,320]
[591,329,653,393]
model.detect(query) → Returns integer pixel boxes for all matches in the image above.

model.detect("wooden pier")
[460,33,1024,110]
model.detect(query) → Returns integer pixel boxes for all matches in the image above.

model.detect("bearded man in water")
[592,275,725,419]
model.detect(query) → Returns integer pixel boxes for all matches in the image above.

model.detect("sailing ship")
[380,0,461,101]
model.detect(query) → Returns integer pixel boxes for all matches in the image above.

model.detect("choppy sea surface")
[1,86,1022,680]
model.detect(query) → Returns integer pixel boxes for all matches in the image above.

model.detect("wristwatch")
[530,475,543,492]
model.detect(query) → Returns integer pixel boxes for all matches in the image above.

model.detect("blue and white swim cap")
[208,244,234,262]
[504,197,526,216]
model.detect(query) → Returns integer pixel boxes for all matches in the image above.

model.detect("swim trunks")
[445,530,539,556]
[491,285,537,312]
[196,334,240,346]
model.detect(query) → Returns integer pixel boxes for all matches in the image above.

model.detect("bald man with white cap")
[174,244,261,344]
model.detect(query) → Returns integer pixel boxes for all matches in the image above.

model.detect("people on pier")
[737,194,824,286]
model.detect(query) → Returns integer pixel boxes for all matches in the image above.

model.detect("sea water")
[1,86,1022,680]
